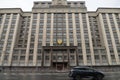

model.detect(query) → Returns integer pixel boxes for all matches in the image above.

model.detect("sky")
[0,0,120,11]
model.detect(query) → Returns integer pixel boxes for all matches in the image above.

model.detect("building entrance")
[43,46,77,69]
[52,62,68,70]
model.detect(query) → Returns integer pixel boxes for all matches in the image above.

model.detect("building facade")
[0,0,120,71]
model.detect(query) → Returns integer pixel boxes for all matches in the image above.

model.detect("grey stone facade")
[0,0,120,71]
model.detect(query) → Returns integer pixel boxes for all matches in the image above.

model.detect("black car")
[69,67,105,80]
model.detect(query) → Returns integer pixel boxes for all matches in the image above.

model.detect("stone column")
[79,13,87,65]
[42,13,47,46]
[0,14,6,39]
[33,13,40,66]
[65,13,70,46]
[8,14,20,66]
[86,14,95,65]
[25,14,33,66]
[0,14,6,65]
[72,13,77,46]
[113,14,120,48]
[106,14,119,64]
[50,13,54,66]
[1,14,13,65]
[50,13,54,46]
[99,13,111,65]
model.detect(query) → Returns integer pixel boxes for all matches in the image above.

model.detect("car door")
[88,68,96,77]
[81,68,89,77]
[85,68,94,76]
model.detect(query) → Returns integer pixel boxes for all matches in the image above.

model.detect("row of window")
[2,54,120,62]
[102,14,120,49]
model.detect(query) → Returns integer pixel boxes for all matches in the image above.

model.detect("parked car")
[69,67,105,80]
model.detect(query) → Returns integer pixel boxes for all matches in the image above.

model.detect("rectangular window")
[37,56,41,60]
[20,56,25,60]
[79,55,83,60]
[30,50,33,54]
[45,56,49,60]
[33,14,37,19]
[4,55,8,60]
[70,55,74,60]
[95,55,99,60]
[29,56,33,60]
[102,55,107,60]
[12,56,18,60]
[87,55,91,60]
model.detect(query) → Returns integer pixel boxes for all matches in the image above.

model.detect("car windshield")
[73,67,97,71]
[73,68,86,70]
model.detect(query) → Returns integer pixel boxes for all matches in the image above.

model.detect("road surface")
[0,72,120,80]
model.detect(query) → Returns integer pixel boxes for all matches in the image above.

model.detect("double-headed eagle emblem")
[57,39,63,45]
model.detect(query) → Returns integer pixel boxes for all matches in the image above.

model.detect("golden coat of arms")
[57,39,62,45]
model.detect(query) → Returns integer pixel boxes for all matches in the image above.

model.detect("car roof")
[73,66,89,68]
[73,66,95,70]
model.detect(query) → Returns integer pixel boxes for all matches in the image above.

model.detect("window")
[37,49,41,53]
[30,50,33,54]
[94,49,98,53]
[70,49,75,53]
[30,44,34,48]
[118,48,120,52]
[20,56,25,60]
[29,56,33,60]
[12,56,18,60]
[33,14,37,19]
[64,56,67,60]
[68,3,71,5]
[110,49,114,53]
[102,55,107,60]
[79,55,83,60]
[86,49,90,53]
[58,56,62,60]
[111,55,115,60]
[37,56,41,60]
[80,3,84,6]
[35,2,39,5]
[78,49,82,53]
[21,50,26,54]
[46,43,50,46]
[4,55,8,60]
[95,55,99,60]
[45,56,49,60]
[70,55,74,60]
[41,2,45,4]
[53,56,56,60]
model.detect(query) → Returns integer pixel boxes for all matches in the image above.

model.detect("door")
[52,62,68,70]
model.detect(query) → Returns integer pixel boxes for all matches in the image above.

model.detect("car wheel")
[96,75,103,80]
[92,77,96,80]
[75,75,81,80]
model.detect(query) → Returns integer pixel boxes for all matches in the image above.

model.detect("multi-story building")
[0,0,120,71]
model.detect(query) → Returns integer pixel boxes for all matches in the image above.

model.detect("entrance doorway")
[52,62,68,70]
